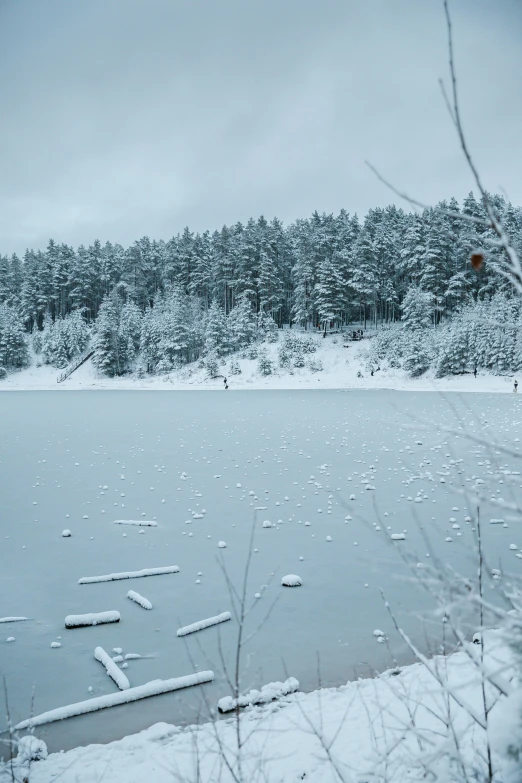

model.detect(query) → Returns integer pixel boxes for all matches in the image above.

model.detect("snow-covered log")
[218,677,299,713]
[94,646,130,690]
[65,611,120,628]
[78,566,179,584]
[177,612,231,637]
[113,520,158,527]
[14,671,215,730]
[0,616,28,624]
[127,590,152,610]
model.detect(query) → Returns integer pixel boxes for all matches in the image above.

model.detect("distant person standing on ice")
[514,379,519,393]
[224,376,229,390]
[473,367,477,378]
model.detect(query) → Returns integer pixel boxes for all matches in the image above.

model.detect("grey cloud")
[0,0,521,254]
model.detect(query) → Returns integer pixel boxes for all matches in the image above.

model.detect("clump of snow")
[262,520,273,528]
[217,677,300,713]
[390,533,406,541]
[50,642,61,648]
[62,529,71,537]
[281,574,302,587]
[218,541,227,548]
[17,735,48,762]
[0,616,28,624]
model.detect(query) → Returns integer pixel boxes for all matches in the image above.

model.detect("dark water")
[0,390,521,752]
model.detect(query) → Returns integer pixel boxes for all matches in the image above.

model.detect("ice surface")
[2,390,520,751]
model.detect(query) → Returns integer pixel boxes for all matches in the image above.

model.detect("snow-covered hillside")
[0,332,518,393]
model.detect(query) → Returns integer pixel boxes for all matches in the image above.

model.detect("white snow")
[17,735,48,762]
[14,671,215,730]
[78,566,179,584]
[94,646,131,690]
[217,677,299,713]
[281,574,302,587]
[390,533,406,541]
[127,590,153,610]
[64,611,120,628]
[2,337,519,394]
[0,616,28,624]
[177,612,231,637]
[62,529,72,537]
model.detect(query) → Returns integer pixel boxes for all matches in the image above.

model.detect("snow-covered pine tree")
[204,299,228,356]
[401,285,433,330]
[434,321,470,377]
[228,293,257,351]
[290,219,316,329]
[229,358,241,375]
[420,208,451,323]
[257,310,278,342]
[0,304,29,369]
[92,296,121,376]
[118,302,143,367]
[257,347,273,375]
[351,227,377,329]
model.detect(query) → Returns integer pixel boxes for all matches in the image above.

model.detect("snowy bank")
[16,632,516,783]
[0,336,518,394]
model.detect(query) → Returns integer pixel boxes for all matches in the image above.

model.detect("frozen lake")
[1,390,521,752]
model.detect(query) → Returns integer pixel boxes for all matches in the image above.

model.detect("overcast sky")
[1,0,521,255]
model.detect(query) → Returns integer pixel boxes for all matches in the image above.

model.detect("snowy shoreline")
[0,336,518,395]
[16,631,514,783]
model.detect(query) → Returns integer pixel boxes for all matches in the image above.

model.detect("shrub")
[206,353,220,378]
[257,349,273,375]
[307,357,323,373]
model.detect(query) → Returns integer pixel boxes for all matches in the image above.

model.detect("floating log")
[177,612,231,637]
[78,566,179,584]
[15,671,215,730]
[65,611,120,628]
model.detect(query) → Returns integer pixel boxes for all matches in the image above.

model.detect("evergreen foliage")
[0,192,521,375]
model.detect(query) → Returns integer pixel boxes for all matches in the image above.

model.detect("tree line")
[0,191,521,374]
